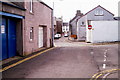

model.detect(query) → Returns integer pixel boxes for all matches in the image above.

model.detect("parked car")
[54,34,61,39]
[64,33,68,37]
[58,34,61,38]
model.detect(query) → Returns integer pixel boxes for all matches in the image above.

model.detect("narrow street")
[1,0,119,80]
[2,37,119,78]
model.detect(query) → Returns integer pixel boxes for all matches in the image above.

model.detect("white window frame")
[95,10,104,16]
[95,10,99,15]
[30,27,34,41]
[100,11,104,15]
[30,0,33,13]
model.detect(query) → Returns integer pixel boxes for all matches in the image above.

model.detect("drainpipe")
[23,17,26,56]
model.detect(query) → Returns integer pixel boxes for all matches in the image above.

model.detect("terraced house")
[0,0,53,60]
[77,5,114,42]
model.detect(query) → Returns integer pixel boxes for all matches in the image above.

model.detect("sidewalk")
[67,37,120,45]
[54,37,120,48]
[0,47,48,69]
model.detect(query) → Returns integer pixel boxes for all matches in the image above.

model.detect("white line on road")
[103,64,106,69]
[104,58,107,62]
[104,55,107,58]
[105,50,108,52]
[91,52,94,55]
[103,49,108,69]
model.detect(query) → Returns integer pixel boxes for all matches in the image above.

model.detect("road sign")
[88,25,92,30]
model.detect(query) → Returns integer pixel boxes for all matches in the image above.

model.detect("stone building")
[69,10,83,36]
[77,5,114,41]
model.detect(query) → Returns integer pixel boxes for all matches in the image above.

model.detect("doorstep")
[0,47,48,69]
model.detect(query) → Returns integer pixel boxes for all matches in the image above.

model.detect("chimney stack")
[76,10,83,16]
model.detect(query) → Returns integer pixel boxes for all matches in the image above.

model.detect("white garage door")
[38,27,43,48]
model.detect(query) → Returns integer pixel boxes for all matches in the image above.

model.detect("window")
[100,11,103,15]
[81,22,84,25]
[95,11,99,15]
[62,27,65,31]
[95,10,104,16]
[82,22,84,25]
[30,27,34,41]
[66,28,68,31]
[30,0,33,13]
[81,22,85,26]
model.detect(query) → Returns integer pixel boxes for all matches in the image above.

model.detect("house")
[69,10,83,36]
[77,5,114,41]
[0,0,53,60]
[62,22,69,36]
[23,1,53,55]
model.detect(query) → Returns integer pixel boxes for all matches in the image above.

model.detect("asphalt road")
[2,37,119,78]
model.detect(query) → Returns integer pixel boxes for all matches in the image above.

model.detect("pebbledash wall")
[87,21,119,43]
[23,1,53,55]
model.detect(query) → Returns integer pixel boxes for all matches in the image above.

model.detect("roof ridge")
[85,5,114,16]
[76,5,114,22]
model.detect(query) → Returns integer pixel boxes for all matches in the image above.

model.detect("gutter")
[40,1,53,10]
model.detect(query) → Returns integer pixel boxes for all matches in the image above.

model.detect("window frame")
[94,10,104,16]
[30,0,33,13]
[30,27,34,41]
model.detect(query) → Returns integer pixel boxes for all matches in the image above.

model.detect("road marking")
[95,73,103,80]
[105,50,108,52]
[103,64,106,69]
[103,49,107,69]
[90,69,120,80]
[0,47,56,72]
[104,55,107,58]
[102,73,110,80]
[104,51,107,57]
[104,58,107,62]
[91,52,94,55]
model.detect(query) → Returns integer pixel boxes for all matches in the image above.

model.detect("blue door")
[0,17,8,60]
[8,19,16,58]
[0,18,16,61]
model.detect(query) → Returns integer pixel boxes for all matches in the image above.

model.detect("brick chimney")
[76,10,83,16]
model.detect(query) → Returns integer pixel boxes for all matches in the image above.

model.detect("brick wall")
[23,1,52,55]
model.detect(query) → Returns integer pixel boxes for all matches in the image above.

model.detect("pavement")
[1,37,119,79]
[1,47,46,68]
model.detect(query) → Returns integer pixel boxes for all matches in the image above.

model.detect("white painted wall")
[88,21,119,43]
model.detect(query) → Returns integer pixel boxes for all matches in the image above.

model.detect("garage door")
[38,27,43,48]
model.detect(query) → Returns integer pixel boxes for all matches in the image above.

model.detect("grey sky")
[43,0,119,22]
